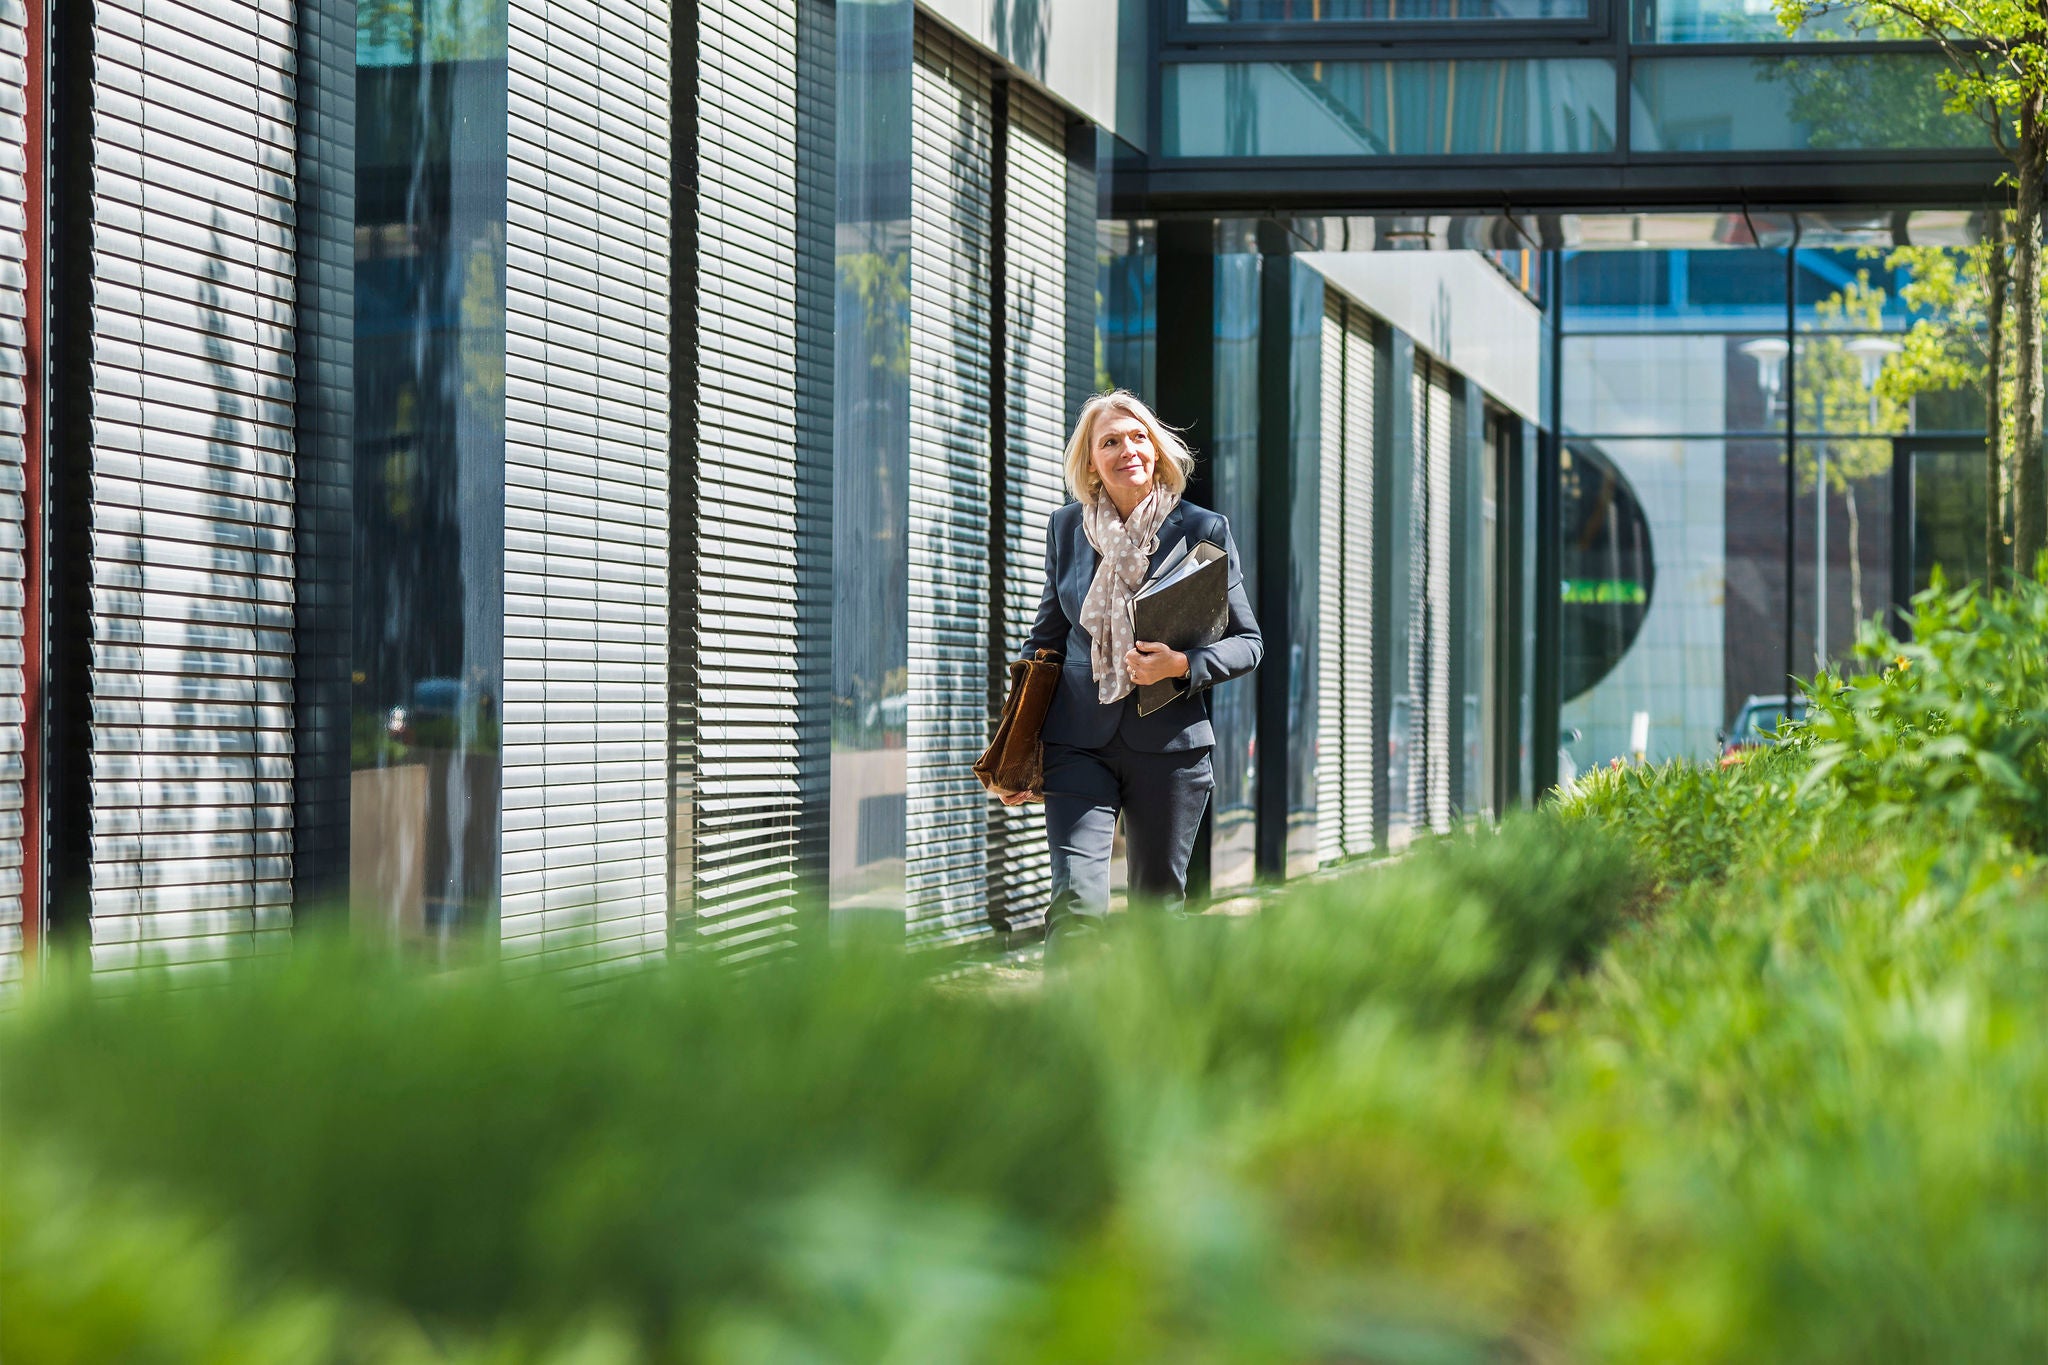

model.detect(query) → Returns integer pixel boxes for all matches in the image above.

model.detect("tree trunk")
[1846,478,1864,630]
[2012,115,2046,576]
[1988,212,2008,586]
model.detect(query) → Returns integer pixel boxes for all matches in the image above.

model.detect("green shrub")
[1556,745,1811,888]
[1803,570,2048,850]
[1057,814,1640,1090]
[17,567,2048,1365]
[1,940,1111,1352]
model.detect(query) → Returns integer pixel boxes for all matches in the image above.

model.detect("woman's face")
[1090,411,1157,504]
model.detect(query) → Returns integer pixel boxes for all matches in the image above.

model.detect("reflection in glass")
[1209,233,1260,892]
[1559,440,1724,770]
[1189,0,1588,20]
[352,6,509,951]
[1634,0,1856,42]
[1098,221,1158,397]
[1561,249,1920,335]
[1794,441,1894,668]
[1559,445,1656,704]
[1630,55,1973,153]
[1723,438,1792,717]
[1164,60,1615,158]
[830,0,914,914]
[1564,334,1783,436]
[1910,448,1990,594]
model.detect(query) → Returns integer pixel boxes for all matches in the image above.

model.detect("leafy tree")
[1875,232,2015,582]
[1778,0,2048,571]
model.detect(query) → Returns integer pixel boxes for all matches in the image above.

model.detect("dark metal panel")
[1153,219,1216,898]
[1119,156,2004,217]
[1253,224,1290,881]
[793,0,835,914]
[288,0,352,919]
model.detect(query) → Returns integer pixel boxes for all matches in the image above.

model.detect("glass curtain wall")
[1164,7,1981,161]
[352,4,509,951]
[1556,242,1981,771]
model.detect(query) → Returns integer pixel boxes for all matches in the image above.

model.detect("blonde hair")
[1061,390,1195,505]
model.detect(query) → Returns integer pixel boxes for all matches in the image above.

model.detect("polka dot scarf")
[1079,488,1178,705]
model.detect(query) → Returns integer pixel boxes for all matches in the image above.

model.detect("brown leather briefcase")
[974,650,1062,800]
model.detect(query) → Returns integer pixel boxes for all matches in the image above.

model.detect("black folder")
[1128,539,1229,717]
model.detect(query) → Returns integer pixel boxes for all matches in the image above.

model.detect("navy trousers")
[1042,732,1214,937]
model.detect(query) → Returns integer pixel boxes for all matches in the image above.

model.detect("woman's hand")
[1126,640,1190,687]
[1000,790,1037,806]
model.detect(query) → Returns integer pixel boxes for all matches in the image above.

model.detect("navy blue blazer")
[1021,499,1263,753]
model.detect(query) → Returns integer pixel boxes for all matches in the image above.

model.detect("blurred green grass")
[10,573,2048,1361]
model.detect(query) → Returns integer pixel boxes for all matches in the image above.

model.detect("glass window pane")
[1564,335,1785,436]
[1164,60,1616,157]
[1912,448,1992,592]
[1558,440,1727,770]
[1188,0,1589,21]
[354,4,510,949]
[1631,55,1978,153]
[1795,440,1894,669]
[1795,333,1912,436]
[1634,0,1860,43]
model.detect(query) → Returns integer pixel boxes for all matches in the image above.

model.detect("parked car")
[1718,694,1807,765]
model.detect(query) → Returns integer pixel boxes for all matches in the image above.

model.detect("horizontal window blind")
[987,81,1071,935]
[0,0,25,989]
[501,0,671,970]
[1341,305,1376,857]
[1316,294,1345,868]
[1425,358,1455,834]
[676,0,813,957]
[87,0,297,975]
[908,19,992,945]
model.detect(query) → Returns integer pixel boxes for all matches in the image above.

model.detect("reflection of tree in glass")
[838,249,910,380]
[1874,240,2020,582]
[1758,52,1966,151]
[460,226,505,410]
[195,211,264,927]
[358,0,508,64]
[1778,0,2048,571]
[1799,273,1909,629]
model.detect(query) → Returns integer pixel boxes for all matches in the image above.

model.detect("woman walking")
[1003,391,1262,945]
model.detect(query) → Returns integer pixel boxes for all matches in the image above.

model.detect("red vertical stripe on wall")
[20,0,42,960]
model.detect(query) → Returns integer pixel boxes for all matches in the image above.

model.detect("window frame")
[1163,0,1617,48]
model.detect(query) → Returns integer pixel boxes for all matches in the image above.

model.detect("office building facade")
[1,0,2002,981]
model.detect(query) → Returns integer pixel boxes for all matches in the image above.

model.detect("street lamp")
[1740,336,1790,414]
[1844,335,1903,426]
